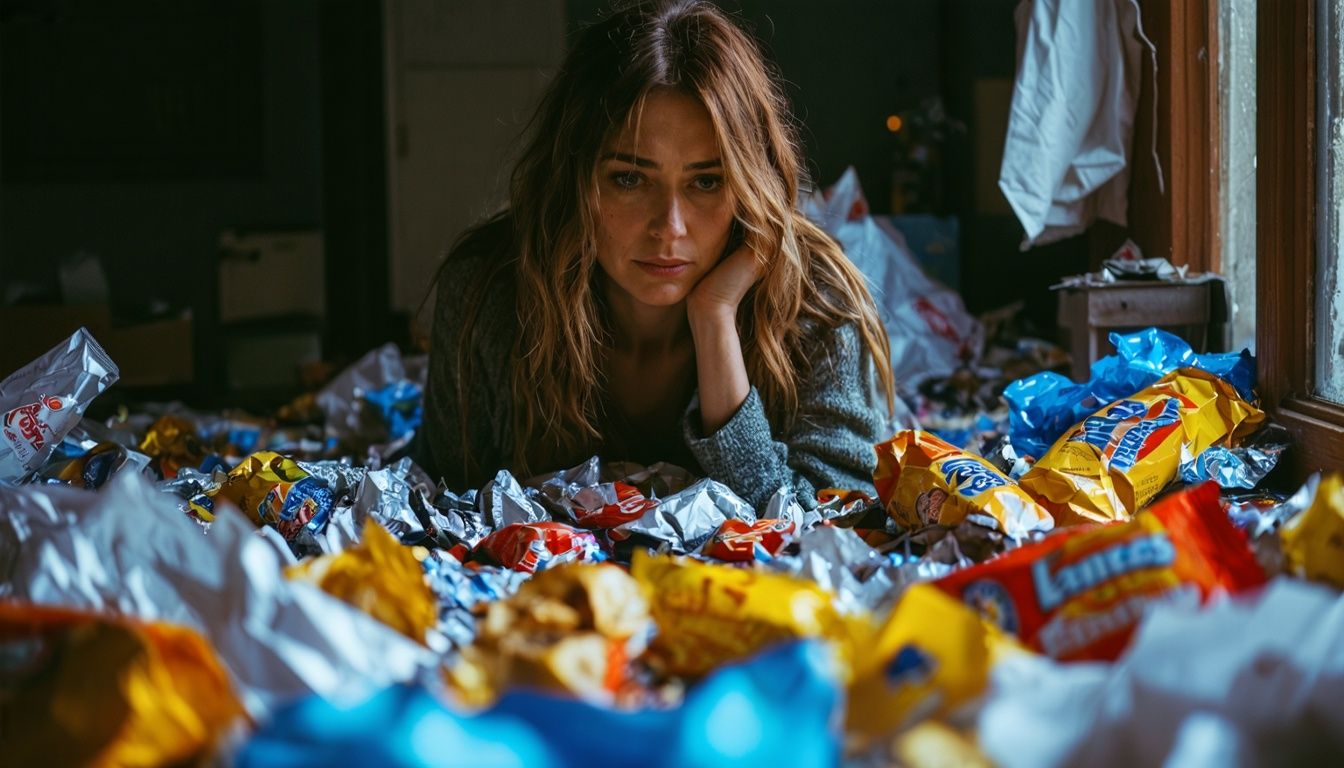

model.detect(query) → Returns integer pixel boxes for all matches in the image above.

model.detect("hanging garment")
[999,0,1160,249]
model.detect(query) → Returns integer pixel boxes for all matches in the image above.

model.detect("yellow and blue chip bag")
[1021,368,1263,524]
[874,430,1054,538]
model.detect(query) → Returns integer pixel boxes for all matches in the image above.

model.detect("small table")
[1055,277,1226,382]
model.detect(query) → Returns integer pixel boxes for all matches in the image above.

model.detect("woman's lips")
[635,260,691,277]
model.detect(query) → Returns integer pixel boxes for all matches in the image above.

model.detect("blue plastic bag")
[1004,328,1256,459]
[364,380,424,441]
[237,640,842,768]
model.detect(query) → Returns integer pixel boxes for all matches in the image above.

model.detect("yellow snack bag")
[874,430,1054,538]
[1280,473,1344,588]
[0,603,245,768]
[631,551,849,678]
[285,522,438,644]
[1021,368,1263,524]
[137,413,208,479]
[847,584,1023,743]
[191,450,334,541]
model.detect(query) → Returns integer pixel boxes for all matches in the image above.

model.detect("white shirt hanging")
[998,0,1161,249]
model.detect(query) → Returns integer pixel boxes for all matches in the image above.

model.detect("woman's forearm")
[688,305,751,434]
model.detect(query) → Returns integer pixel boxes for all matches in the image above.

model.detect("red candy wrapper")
[469,522,605,573]
[700,517,796,562]
[933,482,1265,661]
[570,481,660,529]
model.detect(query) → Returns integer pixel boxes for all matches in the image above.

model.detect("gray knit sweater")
[417,225,888,510]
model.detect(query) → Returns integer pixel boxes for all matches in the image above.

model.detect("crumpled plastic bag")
[804,167,980,397]
[0,471,437,717]
[977,578,1344,768]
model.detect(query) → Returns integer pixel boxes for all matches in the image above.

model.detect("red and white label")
[2,396,64,464]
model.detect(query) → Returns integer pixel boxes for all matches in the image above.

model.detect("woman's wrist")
[686,298,738,338]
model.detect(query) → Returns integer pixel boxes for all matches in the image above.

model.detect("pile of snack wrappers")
[2,327,1343,767]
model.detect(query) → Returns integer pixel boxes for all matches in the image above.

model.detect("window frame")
[1257,0,1344,484]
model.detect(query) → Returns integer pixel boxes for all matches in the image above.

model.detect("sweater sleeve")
[682,323,887,510]
[415,252,514,491]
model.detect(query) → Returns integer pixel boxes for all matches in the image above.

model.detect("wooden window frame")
[1257,0,1344,484]
[1128,0,1219,274]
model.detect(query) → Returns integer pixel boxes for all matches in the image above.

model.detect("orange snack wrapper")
[0,603,245,767]
[933,482,1265,661]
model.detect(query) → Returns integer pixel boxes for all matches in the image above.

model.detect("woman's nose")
[650,190,688,239]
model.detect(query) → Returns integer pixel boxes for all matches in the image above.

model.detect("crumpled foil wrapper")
[422,552,529,652]
[1180,423,1292,490]
[481,469,551,529]
[0,471,436,717]
[770,525,954,615]
[427,487,490,548]
[610,477,757,553]
[307,457,443,553]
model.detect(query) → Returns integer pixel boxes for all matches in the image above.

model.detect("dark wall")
[565,0,942,213]
[941,0,1089,329]
[0,0,324,401]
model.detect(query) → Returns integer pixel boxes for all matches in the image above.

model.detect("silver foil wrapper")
[0,471,436,717]
[428,487,489,548]
[480,469,550,529]
[421,551,529,652]
[611,477,756,553]
[1180,423,1292,490]
[770,525,953,615]
[0,327,119,482]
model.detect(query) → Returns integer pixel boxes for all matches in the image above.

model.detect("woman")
[418,0,895,509]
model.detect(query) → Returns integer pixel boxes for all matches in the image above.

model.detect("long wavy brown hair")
[446,0,894,478]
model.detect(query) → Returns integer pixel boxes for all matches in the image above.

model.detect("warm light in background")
[885,114,904,132]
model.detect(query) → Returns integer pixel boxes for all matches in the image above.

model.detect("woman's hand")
[687,243,760,435]
[686,243,762,321]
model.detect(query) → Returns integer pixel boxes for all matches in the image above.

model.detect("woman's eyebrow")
[601,152,722,171]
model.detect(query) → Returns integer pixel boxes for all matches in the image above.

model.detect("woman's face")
[594,89,736,309]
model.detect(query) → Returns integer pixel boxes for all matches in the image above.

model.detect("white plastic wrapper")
[0,471,436,717]
[804,167,980,397]
[977,578,1344,767]
[999,0,1155,248]
[0,327,119,482]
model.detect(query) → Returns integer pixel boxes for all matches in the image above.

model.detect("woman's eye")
[692,175,724,192]
[611,171,642,189]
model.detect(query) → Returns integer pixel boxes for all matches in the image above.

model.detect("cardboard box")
[0,304,193,388]
[102,315,195,388]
